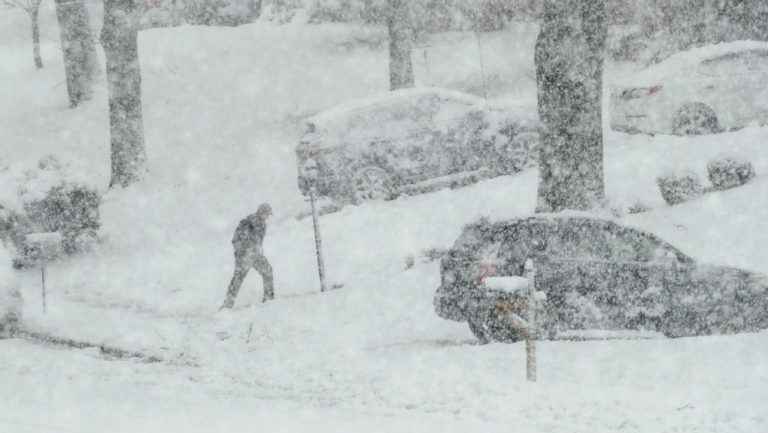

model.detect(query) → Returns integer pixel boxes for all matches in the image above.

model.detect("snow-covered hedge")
[657,171,703,206]
[264,0,514,31]
[707,157,755,191]
[0,242,22,336]
[141,0,261,28]
[0,156,101,267]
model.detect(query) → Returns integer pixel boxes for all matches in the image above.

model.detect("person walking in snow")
[220,203,274,309]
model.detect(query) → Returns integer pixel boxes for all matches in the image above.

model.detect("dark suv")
[434,216,768,343]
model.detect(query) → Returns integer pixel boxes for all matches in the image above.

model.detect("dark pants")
[222,248,274,308]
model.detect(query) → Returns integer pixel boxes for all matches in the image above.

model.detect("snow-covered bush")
[0,242,22,337]
[707,157,755,191]
[0,156,101,266]
[261,0,306,23]
[21,183,101,256]
[627,202,651,214]
[306,0,373,24]
[184,0,260,25]
[657,171,703,206]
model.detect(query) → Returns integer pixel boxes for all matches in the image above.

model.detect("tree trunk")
[534,0,606,213]
[54,0,99,107]
[102,0,147,188]
[387,1,413,91]
[31,7,42,69]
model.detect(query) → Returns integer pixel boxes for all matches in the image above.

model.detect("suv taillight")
[471,259,501,284]
[621,85,663,100]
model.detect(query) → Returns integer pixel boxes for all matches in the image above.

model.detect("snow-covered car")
[0,242,22,336]
[610,41,768,135]
[434,215,768,343]
[295,88,539,205]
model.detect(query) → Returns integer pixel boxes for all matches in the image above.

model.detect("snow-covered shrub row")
[656,171,703,206]
[0,156,100,267]
[264,0,519,31]
[260,0,307,23]
[141,0,261,28]
[656,157,756,206]
[0,242,21,337]
[707,157,755,191]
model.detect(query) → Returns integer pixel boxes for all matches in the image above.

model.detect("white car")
[610,41,768,135]
[296,88,538,205]
[0,242,22,336]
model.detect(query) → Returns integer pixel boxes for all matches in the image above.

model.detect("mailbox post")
[301,159,327,293]
[25,232,62,313]
[484,259,546,382]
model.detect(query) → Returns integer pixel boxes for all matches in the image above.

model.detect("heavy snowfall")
[1,1,767,432]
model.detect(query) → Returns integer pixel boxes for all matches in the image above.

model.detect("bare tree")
[385,0,414,90]
[101,0,147,188]
[534,0,607,212]
[54,0,100,107]
[2,0,44,69]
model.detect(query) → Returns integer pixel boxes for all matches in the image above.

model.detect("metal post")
[524,259,536,382]
[309,187,327,293]
[41,258,47,314]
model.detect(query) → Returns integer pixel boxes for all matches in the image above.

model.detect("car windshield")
[601,229,662,262]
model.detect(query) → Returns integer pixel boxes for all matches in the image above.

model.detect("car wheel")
[496,132,539,174]
[672,103,719,135]
[468,313,522,343]
[468,319,491,344]
[351,166,394,202]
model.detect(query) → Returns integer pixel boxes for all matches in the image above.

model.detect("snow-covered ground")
[2,6,768,432]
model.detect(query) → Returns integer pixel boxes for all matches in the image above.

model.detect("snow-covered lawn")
[2,6,768,432]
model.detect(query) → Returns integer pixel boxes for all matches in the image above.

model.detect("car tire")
[496,132,539,175]
[672,103,719,135]
[468,313,522,344]
[351,166,395,203]
[468,319,491,344]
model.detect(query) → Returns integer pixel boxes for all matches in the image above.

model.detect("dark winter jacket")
[232,213,267,253]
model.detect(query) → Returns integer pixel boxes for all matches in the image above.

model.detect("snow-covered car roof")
[614,40,768,86]
[305,87,485,132]
[305,88,538,138]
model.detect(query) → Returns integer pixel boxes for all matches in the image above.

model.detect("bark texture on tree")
[535,0,607,213]
[387,0,414,90]
[31,6,42,69]
[54,0,99,107]
[102,0,147,188]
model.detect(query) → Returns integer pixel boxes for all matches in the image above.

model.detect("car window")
[351,95,442,135]
[544,221,606,261]
[698,50,768,77]
[498,223,541,261]
[433,99,474,126]
[602,229,659,262]
[656,243,694,267]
